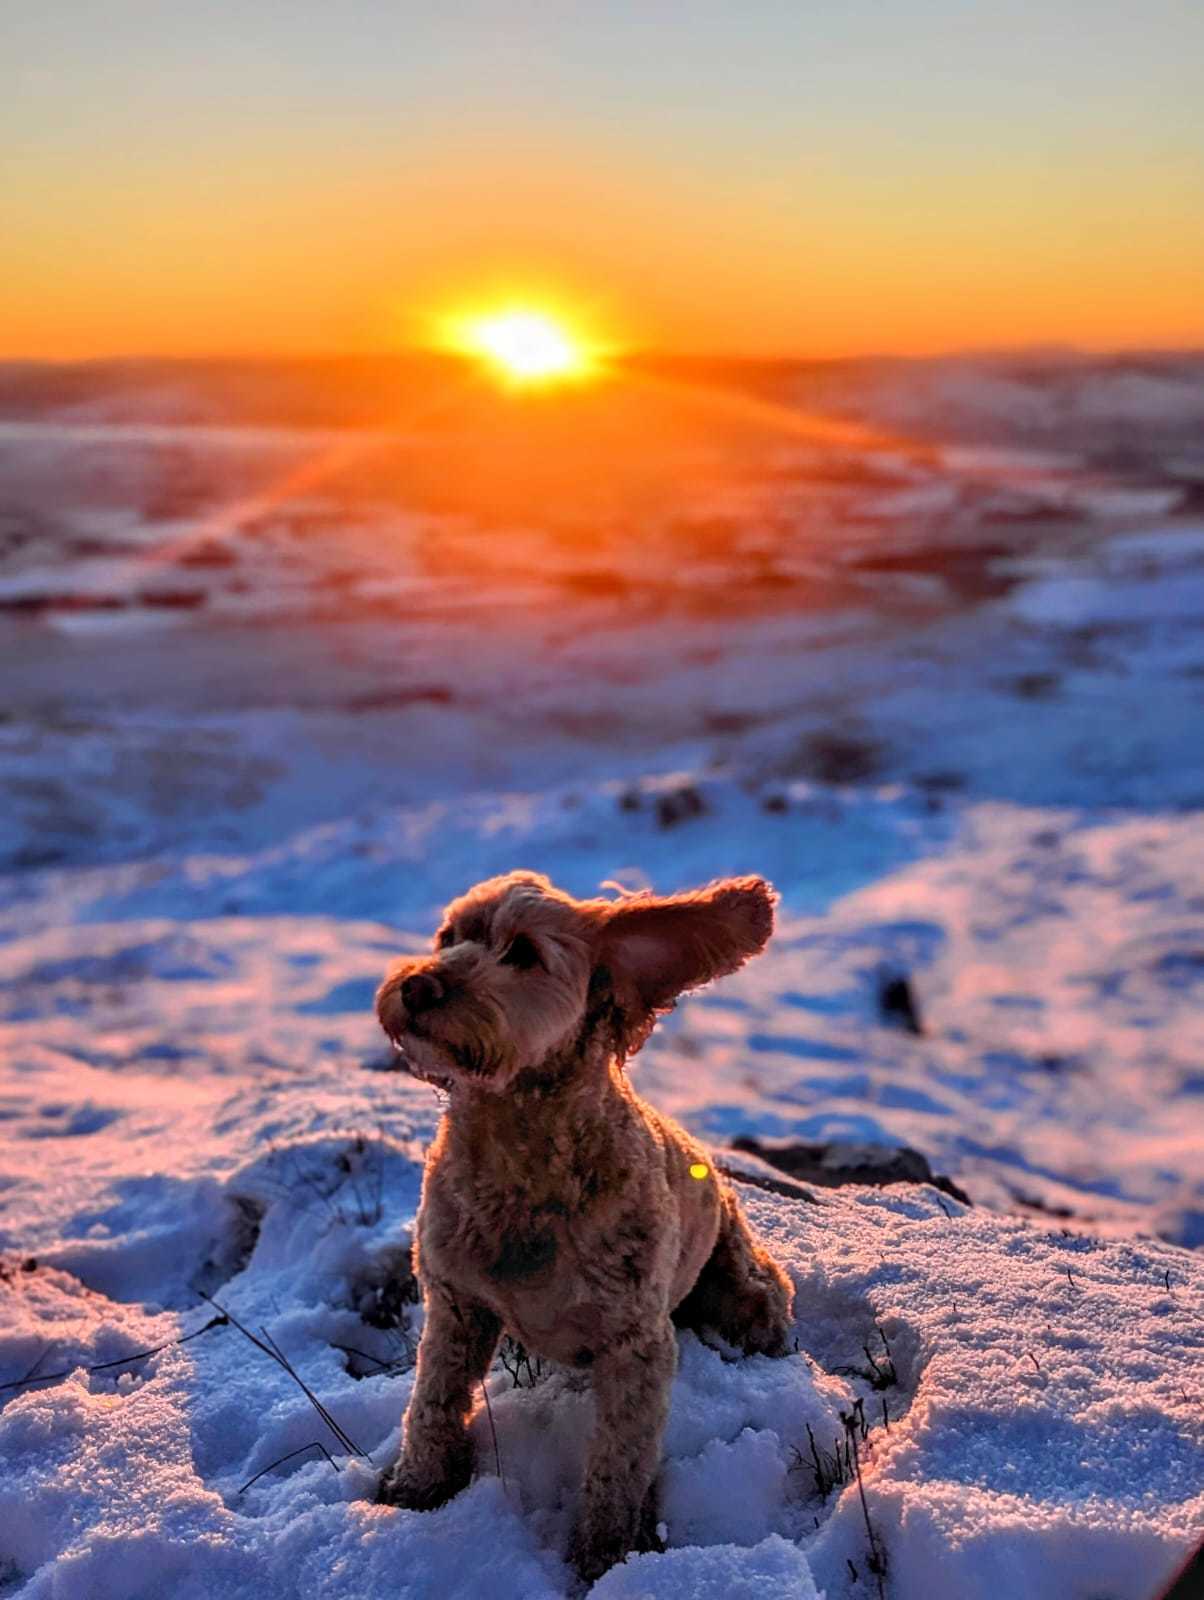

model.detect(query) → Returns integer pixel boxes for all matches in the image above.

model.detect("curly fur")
[374,871,794,1583]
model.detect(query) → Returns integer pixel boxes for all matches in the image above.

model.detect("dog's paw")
[567,1527,627,1587]
[568,1500,662,1586]
[734,1272,795,1358]
[376,1450,470,1512]
[739,1316,792,1358]
[736,1298,794,1357]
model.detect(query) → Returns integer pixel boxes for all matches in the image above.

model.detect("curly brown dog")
[374,871,794,1583]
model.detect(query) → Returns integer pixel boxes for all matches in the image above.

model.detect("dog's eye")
[436,927,456,949]
[499,934,540,970]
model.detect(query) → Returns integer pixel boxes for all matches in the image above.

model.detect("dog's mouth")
[382,1025,497,1090]
[383,1026,444,1083]
[378,984,444,1084]
[377,977,505,1090]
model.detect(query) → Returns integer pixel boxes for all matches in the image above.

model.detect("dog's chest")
[482,1214,562,1287]
[482,1207,578,1312]
[422,1186,613,1357]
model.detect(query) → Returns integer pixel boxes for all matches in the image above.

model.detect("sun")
[442,305,598,386]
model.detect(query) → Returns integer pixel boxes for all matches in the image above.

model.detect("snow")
[2,1153,1199,1598]
[591,1538,822,1598]
[1,353,1202,1597]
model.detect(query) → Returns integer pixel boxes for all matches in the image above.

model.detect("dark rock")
[795,730,884,786]
[1009,671,1061,701]
[714,1160,822,1205]
[848,540,1021,601]
[0,594,128,615]
[704,710,759,735]
[733,1134,971,1206]
[656,785,706,828]
[915,770,966,795]
[177,539,238,568]
[978,499,1080,525]
[347,686,455,712]
[1007,1187,1075,1220]
[9,846,69,870]
[135,589,207,609]
[877,972,923,1035]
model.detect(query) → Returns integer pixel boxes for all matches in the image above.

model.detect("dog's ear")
[593,877,777,1056]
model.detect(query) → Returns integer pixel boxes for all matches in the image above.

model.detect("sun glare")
[444,306,598,386]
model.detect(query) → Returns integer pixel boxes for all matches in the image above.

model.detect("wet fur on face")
[374,870,794,1583]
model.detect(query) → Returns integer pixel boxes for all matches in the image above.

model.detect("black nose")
[401,972,443,1015]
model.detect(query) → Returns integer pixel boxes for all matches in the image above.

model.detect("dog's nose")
[401,972,444,1014]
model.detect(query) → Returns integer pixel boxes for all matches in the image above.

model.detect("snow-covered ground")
[0,355,1201,1596]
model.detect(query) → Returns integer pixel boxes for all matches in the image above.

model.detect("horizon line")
[2,340,1203,371]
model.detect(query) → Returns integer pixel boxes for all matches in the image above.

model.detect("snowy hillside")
[0,354,1201,1596]
[3,1139,1200,1600]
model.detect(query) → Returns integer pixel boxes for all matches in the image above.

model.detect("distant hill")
[0,349,1202,451]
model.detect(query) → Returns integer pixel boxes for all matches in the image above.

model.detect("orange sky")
[5,3,1203,361]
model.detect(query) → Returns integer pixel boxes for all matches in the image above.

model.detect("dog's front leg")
[378,1284,500,1510]
[568,1320,676,1584]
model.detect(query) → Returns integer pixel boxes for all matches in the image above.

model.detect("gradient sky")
[4,1,1202,359]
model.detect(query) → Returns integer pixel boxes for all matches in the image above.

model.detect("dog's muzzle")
[376,965,443,1043]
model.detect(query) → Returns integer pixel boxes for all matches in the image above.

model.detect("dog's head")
[376,870,776,1092]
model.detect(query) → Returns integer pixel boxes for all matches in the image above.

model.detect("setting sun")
[444,307,598,386]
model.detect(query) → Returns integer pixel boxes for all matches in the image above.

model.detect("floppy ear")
[594,876,777,1057]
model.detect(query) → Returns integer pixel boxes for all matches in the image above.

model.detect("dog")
[374,870,794,1582]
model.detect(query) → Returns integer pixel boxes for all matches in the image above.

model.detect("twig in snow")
[260,1322,367,1458]
[197,1291,367,1459]
[341,1131,385,1228]
[374,1120,388,1227]
[1027,1351,1041,1372]
[16,1343,51,1387]
[0,1314,228,1396]
[798,1423,853,1497]
[839,1324,898,1391]
[498,1336,543,1389]
[278,1143,342,1228]
[239,1439,340,1495]
[850,1395,869,1442]
[346,1135,371,1226]
[843,1409,888,1599]
[868,1328,898,1389]
[331,1342,407,1376]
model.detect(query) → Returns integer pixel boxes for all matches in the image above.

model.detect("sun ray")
[141,372,472,569]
